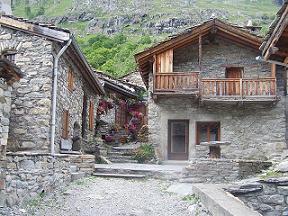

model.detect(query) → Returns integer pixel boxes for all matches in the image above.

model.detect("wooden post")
[199,34,202,71]
[240,78,243,100]
[153,55,156,92]
[271,63,276,78]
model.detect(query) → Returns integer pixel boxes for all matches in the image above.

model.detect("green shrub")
[133,144,155,163]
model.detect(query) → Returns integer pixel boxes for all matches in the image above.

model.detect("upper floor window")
[67,68,74,91]
[2,51,16,63]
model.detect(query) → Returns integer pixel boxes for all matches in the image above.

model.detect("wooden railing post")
[240,78,243,100]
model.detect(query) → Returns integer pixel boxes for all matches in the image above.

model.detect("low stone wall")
[0,152,95,207]
[227,177,288,216]
[181,159,272,183]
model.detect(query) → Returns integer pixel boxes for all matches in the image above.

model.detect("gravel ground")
[1,177,210,216]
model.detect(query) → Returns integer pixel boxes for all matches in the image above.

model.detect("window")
[62,110,69,139]
[89,100,94,131]
[3,51,16,63]
[196,122,220,145]
[67,68,74,91]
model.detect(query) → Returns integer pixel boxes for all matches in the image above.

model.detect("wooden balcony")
[154,72,199,95]
[200,78,278,103]
[153,73,279,104]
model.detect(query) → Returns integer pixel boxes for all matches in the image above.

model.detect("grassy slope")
[12,0,281,77]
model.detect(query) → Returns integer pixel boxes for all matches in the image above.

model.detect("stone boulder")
[275,160,288,173]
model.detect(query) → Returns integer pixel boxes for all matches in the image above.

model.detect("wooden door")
[226,67,243,95]
[168,120,189,160]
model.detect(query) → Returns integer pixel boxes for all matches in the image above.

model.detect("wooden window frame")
[2,51,16,63]
[196,122,220,145]
[62,110,69,139]
[89,100,94,131]
[225,67,244,78]
[67,68,74,91]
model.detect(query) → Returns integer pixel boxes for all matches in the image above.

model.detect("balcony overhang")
[200,95,280,106]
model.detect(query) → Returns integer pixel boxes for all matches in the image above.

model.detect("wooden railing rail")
[154,72,200,91]
[201,78,276,97]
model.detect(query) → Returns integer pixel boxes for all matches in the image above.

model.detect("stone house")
[135,18,287,161]
[96,71,147,138]
[0,15,105,155]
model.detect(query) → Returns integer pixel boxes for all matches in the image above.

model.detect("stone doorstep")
[192,184,262,216]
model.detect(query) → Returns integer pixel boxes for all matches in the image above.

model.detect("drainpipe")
[50,38,72,156]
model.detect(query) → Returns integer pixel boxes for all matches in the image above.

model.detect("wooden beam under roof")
[0,16,70,42]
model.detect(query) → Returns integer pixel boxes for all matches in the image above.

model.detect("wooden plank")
[0,16,70,42]
[271,64,276,78]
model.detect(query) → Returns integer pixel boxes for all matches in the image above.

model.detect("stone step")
[107,151,134,157]
[92,173,145,179]
[109,158,138,163]
[71,172,86,181]
[192,184,262,216]
[94,163,184,180]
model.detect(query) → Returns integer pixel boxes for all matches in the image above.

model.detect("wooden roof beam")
[0,16,70,42]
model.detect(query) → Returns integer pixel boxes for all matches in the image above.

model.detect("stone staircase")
[107,146,138,163]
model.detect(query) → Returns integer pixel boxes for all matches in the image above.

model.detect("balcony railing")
[200,78,277,98]
[154,72,199,92]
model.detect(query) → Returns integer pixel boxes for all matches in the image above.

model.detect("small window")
[89,100,94,131]
[3,51,16,63]
[62,110,69,139]
[196,122,220,145]
[67,68,74,91]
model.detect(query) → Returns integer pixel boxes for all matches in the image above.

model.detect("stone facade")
[0,25,101,154]
[174,36,271,78]
[55,50,99,154]
[148,37,287,161]
[0,79,13,207]
[0,27,55,152]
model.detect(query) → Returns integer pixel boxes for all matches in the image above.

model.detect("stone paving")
[7,177,210,216]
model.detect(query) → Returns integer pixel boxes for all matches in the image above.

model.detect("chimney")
[0,0,12,15]
[244,20,262,34]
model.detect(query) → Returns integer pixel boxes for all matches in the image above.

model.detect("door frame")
[168,120,189,160]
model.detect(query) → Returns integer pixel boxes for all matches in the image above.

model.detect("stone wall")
[181,159,272,183]
[0,79,16,206]
[173,36,271,78]
[55,49,99,154]
[227,177,288,216]
[1,152,95,207]
[0,26,54,153]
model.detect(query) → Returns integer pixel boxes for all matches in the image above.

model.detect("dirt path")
[24,177,204,216]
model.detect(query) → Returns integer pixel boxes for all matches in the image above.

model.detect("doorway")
[168,120,189,160]
[225,67,243,95]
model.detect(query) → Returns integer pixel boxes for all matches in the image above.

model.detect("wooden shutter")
[62,110,69,139]
[67,68,74,91]
[89,100,94,131]
[156,49,173,73]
